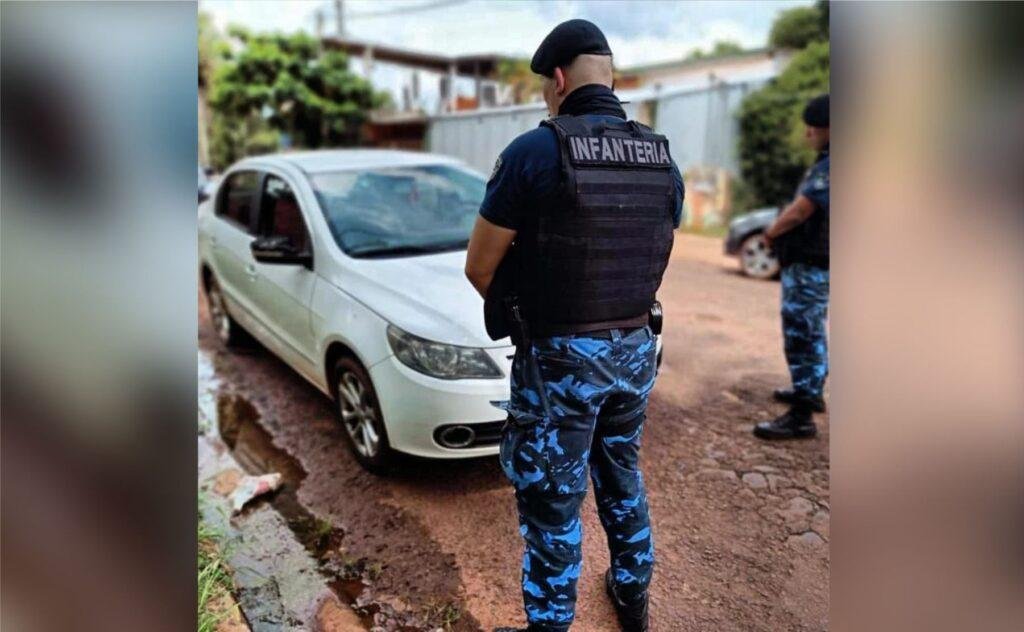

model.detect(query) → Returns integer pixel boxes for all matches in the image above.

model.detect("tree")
[737,41,829,207]
[497,58,543,104]
[817,0,830,40]
[769,5,827,50]
[198,11,227,91]
[207,28,388,168]
[685,40,745,61]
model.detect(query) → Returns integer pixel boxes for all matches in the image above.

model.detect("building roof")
[322,37,511,76]
[618,47,780,76]
[243,149,461,174]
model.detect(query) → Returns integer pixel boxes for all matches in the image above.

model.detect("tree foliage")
[207,28,388,169]
[768,5,828,50]
[737,41,829,207]
[198,11,228,90]
[685,40,746,62]
[497,58,544,104]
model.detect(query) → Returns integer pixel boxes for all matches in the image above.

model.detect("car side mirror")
[251,235,312,268]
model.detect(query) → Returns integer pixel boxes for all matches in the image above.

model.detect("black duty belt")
[530,313,650,338]
[576,326,646,340]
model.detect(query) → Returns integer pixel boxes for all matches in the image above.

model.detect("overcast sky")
[201,0,813,108]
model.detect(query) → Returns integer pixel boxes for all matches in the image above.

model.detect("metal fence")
[426,79,769,176]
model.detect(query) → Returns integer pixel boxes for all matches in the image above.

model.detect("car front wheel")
[332,356,395,474]
[740,232,780,279]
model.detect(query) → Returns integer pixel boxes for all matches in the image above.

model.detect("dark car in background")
[724,207,780,279]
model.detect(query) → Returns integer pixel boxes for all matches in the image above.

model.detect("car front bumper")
[724,228,745,255]
[368,347,515,459]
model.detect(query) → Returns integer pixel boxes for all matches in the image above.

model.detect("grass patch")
[424,600,461,629]
[198,512,238,632]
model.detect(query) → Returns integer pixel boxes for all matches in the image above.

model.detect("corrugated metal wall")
[427,80,766,176]
[427,100,643,175]
[652,79,767,174]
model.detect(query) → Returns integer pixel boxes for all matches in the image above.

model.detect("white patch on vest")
[576,137,591,160]
[611,137,626,161]
[489,156,502,181]
[566,133,671,167]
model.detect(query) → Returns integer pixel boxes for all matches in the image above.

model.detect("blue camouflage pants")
[781,263,830,400]
[500,326,657,631]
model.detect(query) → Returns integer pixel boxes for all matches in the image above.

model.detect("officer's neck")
[557,84,626,119]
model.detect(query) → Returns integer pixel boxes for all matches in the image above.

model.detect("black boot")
[772,388,826,412]
[754,405,817,440]
[605,568,649,632]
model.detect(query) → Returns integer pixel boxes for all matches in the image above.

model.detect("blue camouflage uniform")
[780,148,830,401]
[481,114,684,631]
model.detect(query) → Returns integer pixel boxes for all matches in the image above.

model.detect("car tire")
[331,356,396,474]
[740,232,780,279]
[206,275,248,348]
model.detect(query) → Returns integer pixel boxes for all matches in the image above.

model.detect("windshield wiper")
[349,240,468,258]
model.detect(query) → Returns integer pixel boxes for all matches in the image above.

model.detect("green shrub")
[769,5,828,50]
[207,28,389,169]
[737,41,829,207]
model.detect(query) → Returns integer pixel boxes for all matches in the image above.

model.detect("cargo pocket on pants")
[499,409,548,491]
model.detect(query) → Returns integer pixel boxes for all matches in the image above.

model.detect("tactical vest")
[778,155,829,269]
[516,115,675,336]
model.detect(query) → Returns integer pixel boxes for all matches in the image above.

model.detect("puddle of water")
[200,350,472,630]
[198,351,220,435]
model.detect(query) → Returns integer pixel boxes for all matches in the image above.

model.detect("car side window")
[260,175,310,253]
[216,170,258,232]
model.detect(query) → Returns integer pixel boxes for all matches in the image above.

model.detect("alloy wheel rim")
[337,372,379,458]
[742,235,778,277]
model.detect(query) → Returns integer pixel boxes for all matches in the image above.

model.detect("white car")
[198,150,514,472]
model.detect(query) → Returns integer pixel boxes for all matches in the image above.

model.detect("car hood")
[330,249,509,348]
[729,207,778,231]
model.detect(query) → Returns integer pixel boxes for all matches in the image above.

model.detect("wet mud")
[205,366,481,631]
[198,233,830,631]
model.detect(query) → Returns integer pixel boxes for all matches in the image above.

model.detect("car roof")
[238,149,465,175]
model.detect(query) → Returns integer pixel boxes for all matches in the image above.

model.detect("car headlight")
[386,325,503,380]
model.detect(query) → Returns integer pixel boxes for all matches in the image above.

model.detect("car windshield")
[308,164,486,258]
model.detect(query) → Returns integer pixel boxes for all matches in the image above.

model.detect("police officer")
[755,94,830,440]
[465,19,684,632]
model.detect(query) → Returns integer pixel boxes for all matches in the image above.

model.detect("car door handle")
[245,263,258,279]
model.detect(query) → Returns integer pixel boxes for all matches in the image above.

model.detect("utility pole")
[334,0,345,37]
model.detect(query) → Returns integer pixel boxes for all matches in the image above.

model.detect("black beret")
[802,93,829,128]
[530,19,612,77]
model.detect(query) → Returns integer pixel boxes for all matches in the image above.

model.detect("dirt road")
[198,233,829,631]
